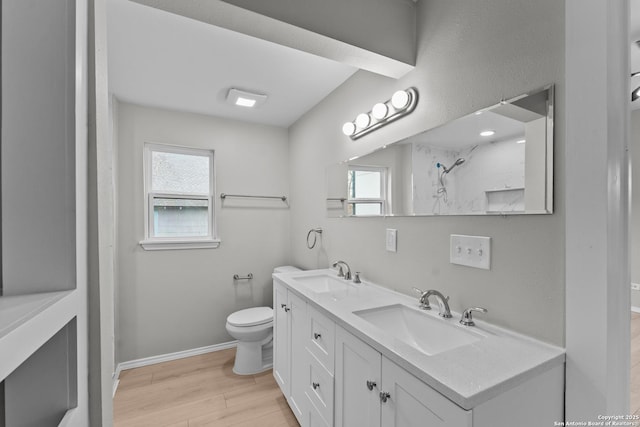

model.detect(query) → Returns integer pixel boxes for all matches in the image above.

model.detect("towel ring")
[306,228,323,249]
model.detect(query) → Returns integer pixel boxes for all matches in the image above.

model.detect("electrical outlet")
[632,283,640,291]
[386,229,397,252]
[450,234,491,270]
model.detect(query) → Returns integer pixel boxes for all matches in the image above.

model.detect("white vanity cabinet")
[273,281,308,423]
[335,326,472,427]
[274,271,565,427]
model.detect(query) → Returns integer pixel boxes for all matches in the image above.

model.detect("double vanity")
[273,268,565,427]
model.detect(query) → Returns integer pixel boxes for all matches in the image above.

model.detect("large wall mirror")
[326,85,554,217]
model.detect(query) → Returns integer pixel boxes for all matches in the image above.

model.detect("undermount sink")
[294,274,359,299]
[353,304,485,356]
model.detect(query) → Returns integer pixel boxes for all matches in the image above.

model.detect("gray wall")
[632,109,640,308]
[288,0,565,345]
[2,0,76,295]
[5,321,76,427]
[115,102,291,363]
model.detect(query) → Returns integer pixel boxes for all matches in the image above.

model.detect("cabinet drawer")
[307,394,331,427]
[307,306,335,372]
[305,349,334,425]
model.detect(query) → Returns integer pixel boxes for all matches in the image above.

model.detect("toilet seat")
[227,307,273,327]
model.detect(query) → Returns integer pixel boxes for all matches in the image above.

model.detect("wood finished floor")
[113,348,300,427]
[632,312,640,415]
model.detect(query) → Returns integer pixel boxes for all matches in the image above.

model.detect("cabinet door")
[335,326,382,427]
[273,281,290,394]
[289,291,308,424]
[380,357,472,427]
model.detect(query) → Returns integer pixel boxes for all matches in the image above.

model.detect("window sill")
[139,239,221,251]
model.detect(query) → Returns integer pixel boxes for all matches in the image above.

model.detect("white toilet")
[226,266,301,375]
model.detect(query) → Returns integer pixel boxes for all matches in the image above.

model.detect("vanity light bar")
[342,88,418,140]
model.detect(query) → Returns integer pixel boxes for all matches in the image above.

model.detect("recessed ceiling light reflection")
[480,130,495,137]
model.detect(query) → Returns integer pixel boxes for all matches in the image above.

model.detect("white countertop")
[274,269,565,410]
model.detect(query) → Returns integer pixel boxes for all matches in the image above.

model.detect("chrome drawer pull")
[314,332,322,339]
[366,380,377,391]
[312,382,320,390]
[380,391,391,403]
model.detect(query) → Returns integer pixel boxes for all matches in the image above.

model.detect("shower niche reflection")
[326,85,554,217]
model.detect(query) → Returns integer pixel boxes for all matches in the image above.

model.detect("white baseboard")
[113,340,238,394]
[112,378,119,398]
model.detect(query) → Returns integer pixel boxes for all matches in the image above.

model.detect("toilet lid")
[227,307,273,327]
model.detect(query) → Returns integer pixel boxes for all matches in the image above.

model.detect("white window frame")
[347,165,388,216]
[140,143,220,250]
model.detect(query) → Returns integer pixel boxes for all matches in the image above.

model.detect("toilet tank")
[273,266,301,274]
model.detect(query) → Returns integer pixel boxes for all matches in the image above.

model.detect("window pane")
[348,203,382,216]
[152,151,210,194]
[349,169,381,199]
[153,198,209,237]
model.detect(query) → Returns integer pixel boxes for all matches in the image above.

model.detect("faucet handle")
[332,262,345,277]
[412,287,431,310]
[460,307,488,326]
[353,272,362,284]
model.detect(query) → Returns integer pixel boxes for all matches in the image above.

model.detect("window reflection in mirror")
[347,166,387,216]
[326,85,554,217]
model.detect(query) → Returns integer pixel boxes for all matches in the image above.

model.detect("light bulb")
[372,103,388,120]
[355,113,371,129]
[342,122,356,136]
[391,90,410,109]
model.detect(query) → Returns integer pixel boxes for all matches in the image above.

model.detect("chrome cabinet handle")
[366,380,377,391]
[380,391,391,403]
[313,332,322,339]
[284,307,290,312]
[281,303,287,309]
[312,382,320,390]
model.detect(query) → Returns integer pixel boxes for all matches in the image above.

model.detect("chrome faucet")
[332,260,352,280]
[460,307,487,326]
[421,289,452,318]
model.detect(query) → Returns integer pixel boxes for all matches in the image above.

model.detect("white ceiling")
[402,110,530,151]
[107,0,358,127]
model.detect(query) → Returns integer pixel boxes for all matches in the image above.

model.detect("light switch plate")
[450,234,491,270]
[386,229,397,252]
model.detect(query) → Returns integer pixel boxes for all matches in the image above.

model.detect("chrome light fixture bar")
[342,88,418,140]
